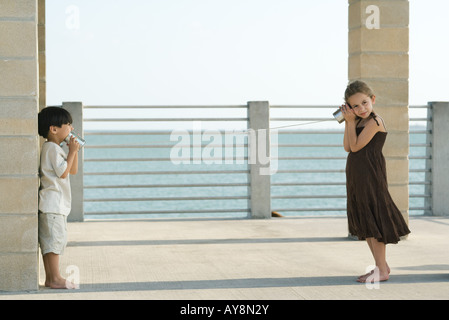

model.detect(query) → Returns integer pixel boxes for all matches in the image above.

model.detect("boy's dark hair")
[38,107,73,138]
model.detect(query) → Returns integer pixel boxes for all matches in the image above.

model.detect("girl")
[340,80,410,283]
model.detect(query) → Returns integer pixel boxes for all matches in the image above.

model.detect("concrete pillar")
[0,0,40,291]
[38,0,45,110]
[348,0,410,223]
[426,102,449,216]
[247,101,271,219]
[62,102,84,222]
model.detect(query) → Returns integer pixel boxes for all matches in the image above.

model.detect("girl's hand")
[341,103,356,122]
[67,135,80,153]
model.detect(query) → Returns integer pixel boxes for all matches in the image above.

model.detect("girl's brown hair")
[344,80,375,104]
[344,80,379,125]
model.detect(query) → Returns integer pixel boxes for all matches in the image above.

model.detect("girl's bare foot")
[357,267,389,283]
[357,264,390,281]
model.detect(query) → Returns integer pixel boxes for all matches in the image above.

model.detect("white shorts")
[38,212,68,255]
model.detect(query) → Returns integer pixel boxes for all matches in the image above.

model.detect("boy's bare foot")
[46,277,79,289]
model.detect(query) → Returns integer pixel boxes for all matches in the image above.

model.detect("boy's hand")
[341,103,356,122]
[67,135,80,153]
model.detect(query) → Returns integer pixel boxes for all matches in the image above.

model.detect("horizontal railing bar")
[409,130,431,134]
[271,105,428,109]
[272,182,346,186]
[85,157,249,162]
[272,208,347,212]
[83,205,429,214]
[277,130,344,134]
[84,130,249,135]
[272,195,346,199]
[84,183,249,189]
[83,181,427,189]
[275,169,345,173]
[84,144,248,149]
[409,181,431,185]
[410,143,431,147]
[272,181,431,186]
[84,170,249,175]
[270,105,338,109]
[85,209,250,215]
[271,118,333,121]
[84,105,247,109]
[83,129,430,135]
[276,156,346,160]
[84,118,248,122]
[84,104,427,109]
[84,156,428,162]
[85,195,250,202]
[409,169,431,172]
[273,144,342,147]
[84,156,348,162]
[84,143,429,149]
[409,118,431,121]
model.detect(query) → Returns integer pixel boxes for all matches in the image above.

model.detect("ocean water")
[83,129,428,219]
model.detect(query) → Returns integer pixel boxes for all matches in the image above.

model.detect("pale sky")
[46,0,449,127]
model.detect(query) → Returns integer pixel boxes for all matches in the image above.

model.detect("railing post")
[424,104,433,216]
[427,101,449,216]
[62,102,84,222]
[247,101,271,219]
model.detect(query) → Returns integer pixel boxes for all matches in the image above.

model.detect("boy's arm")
[60,150,77,179]
[60,136,79,179]
[70,151,78,175]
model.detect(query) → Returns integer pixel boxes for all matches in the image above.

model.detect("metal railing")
[410,104,433,215]
[80,103,432,219]
[83,105,251,218]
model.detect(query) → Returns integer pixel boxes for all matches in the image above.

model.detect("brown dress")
[346,122,411,244]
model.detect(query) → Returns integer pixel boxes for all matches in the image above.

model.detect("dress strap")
[369,112,379,126]
[372,113,387,130]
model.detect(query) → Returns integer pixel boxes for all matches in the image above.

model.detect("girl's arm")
[346,117,382,152]
[341,104,383,153]
[343,121,350,152]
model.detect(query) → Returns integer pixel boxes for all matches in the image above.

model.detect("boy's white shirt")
[39,141,71,216]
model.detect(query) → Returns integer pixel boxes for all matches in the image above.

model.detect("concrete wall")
[348,0,410,223]
[0,0,40,291]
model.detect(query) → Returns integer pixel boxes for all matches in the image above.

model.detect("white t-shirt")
[38,141,71,216]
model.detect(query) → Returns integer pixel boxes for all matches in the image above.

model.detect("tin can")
[333,108,345,124]
[64,131,86,147]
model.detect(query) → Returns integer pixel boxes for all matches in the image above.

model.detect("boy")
[38,106,80,289]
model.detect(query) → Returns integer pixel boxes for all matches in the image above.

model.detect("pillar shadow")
[67,236,351,247]
[16,273,448,295]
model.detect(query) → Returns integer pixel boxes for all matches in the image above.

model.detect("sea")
[82,126,428,220]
